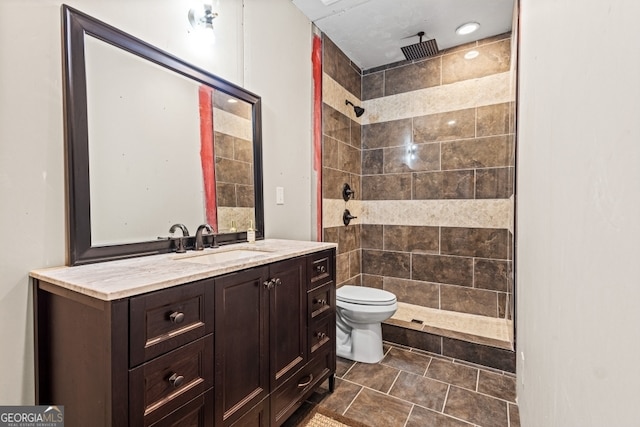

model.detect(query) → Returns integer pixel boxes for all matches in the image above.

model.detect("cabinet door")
[268,257,307,389]
[215,266,270,427]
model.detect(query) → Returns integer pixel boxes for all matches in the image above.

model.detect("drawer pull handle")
[169,311,185,324]
[264,278,283,289]
[297,374,314,388]
[316,265,326,273]
[315,332,327,339]
[314,298,327,306]
[168,373,185,388]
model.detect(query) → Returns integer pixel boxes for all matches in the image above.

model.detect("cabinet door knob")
[263,280,273,289]
[297,373,314,388]
[316,265,326,273]
[168,373,185,387]
[169,311,185,324]
[315,332,327,339]
[273,278,282,286]
[314,298,327,306]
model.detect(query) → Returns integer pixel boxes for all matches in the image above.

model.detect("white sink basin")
[174,248,271,265]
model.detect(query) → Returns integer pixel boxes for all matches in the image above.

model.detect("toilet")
[335,285,398,363]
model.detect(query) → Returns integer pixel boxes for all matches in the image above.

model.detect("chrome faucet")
[195,224,217,250]
[169,223,190,253]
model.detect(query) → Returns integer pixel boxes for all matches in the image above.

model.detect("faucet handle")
[169,223,189,253]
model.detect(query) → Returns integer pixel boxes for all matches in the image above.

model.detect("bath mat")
[299,406,370,427]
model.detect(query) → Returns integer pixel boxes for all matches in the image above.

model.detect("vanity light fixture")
[456,21,480,35]
[188,3,218,32]
[345,100,365,117]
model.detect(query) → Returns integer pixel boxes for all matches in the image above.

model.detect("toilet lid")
[336,285,397,306]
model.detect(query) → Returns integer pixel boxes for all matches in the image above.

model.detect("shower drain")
[411,319,424,325]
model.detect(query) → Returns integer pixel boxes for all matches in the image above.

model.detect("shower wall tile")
[339,224,361,253]
[323,136,340,170]
[412,254,473,287]
[383,143,440,174]
[440,227,510,259]
[363,274,384,289]
[336,252,350,284]
[384,225,439,253]
[384,57,441,96]
[476,167,514,199]
[349,250,361,279]
[477,103,510,137]
[216,183,236,207]
[413,109,476,143]
[383,277,439,308]
[322,167,350,200]
[498,293,507,318]
[237,185,254,207]
[362,118,413,149]
[323,35,361,99]
[323,103,351,143]
[215,157,252,185]
[361,174,412,200]
[341,142,361,174]
[474,259,510,292]
[350,118,362,148]
[361,224,383,249]
[440,285,498,317]
[362,149,384,175]
[413,170,475,200]
[441,135,514,170]
[362,249,411,279]
[442,39,511,85]
[363,71,384,101]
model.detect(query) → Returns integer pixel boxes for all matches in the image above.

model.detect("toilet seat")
[337,285,397,306]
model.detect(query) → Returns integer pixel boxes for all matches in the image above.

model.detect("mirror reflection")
[85,36,255,245]
[63,5,263,265]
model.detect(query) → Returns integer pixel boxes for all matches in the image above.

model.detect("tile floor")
[288,342,520,427]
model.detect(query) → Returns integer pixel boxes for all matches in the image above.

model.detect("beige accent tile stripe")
[323,74,362,124]
[323,198,513,231]
[214,108,252,141]
[362,72,512,125]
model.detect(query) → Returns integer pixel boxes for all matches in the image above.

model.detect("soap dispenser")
[247,220,256,243]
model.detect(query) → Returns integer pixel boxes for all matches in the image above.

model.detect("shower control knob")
[343,209,357,226]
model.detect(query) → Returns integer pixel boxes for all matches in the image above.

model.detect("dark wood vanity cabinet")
[33,248,335,427]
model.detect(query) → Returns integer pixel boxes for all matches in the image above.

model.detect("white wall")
[517,0,640,425]
[0,0,313,404]
[244,0,315,241]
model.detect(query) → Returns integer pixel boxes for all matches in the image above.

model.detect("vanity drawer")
[149,389,213,427]
[271,350,332,426]
[307,283,334,323]
[309,316,334,356]
[308,249,334,289]
[130,280,214,366]
[130,334,213,427]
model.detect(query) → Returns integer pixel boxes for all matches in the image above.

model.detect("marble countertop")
[30,239,336,301]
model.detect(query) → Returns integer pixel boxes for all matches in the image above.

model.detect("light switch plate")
[276,187,284,205]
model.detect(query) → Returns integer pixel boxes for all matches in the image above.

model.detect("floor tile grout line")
[341,385,364,416]
[475,368,480,392]
[422,356,433,377]
[441,384,451,413]
[507,401,512,427]
[402,405,415,427]
[386,370,403,395]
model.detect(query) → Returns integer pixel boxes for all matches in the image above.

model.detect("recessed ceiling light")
[456,22,480,36]
[464,50,480,60]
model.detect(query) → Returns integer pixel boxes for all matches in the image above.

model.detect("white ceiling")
[291,0,515,70]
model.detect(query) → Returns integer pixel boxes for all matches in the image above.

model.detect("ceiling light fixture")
[456,22,480,36]
[464,50,480,60]
[188,3,218,32]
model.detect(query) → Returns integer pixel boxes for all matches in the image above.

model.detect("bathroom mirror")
[63,5,264,265]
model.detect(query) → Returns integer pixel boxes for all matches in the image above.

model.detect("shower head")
[345,100,365,117]
[401,31,439,61]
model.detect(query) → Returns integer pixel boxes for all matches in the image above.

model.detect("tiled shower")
[321,30,516,369]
